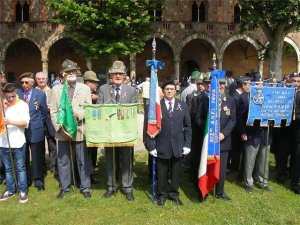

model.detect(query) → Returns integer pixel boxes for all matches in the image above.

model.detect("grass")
[0,151,299,225]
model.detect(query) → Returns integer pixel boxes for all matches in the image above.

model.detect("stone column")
[218,59,223,70]
[86,58,92,71]
[174,57,180,81]
[130,53,136,80]
[297,61,300,73]
[0,52,4,72]
[41,58,48,74]
[258,60,263,76]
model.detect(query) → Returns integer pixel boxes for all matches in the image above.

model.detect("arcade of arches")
[1,34,298,84]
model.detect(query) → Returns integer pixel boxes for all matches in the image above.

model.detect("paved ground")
[134,113,146,151]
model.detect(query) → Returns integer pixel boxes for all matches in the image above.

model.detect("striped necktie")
[24,91,29,104]
[115,87,120,102]
[168,101,173,117]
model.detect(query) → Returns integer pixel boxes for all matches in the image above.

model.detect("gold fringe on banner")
[207,155,220,160]
[87,141,136,147]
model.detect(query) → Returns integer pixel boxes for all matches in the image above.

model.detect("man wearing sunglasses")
[17,72,48,191]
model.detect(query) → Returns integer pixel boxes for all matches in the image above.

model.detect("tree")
[238,0,300,79]
[46,0,163,59]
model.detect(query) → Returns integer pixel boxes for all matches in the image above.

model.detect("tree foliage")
[46,0,163,59]
[238,0,300,77]
[239,0,300,39]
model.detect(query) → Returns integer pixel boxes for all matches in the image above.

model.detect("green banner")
[85,104,138,147]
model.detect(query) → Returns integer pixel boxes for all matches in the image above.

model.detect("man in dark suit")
[97,61,137,201]
[146,80,192,206]
[195,74,236,201]
[186,76,205,189]
[83,71,100,184]
[17,72,48,191]
[238,73,273,194]
[228,76,250,180]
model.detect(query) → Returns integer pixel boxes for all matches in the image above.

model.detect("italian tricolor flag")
[198,72,221,198]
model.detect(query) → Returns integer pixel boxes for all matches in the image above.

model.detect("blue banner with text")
[247,83,295,127]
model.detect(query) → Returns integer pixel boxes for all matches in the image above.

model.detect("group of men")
[178,70,300,205]
[0,59,137,203]
[1,60,300,206]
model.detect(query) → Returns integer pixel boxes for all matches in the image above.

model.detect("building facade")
[0,0,299,84]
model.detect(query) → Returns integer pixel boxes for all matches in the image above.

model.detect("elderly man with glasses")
[16,72,48,191]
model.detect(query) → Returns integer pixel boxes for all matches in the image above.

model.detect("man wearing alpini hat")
[97,60,137,201]
[83,70,99,184]
[17,72,48,191]
[50,59,92,199]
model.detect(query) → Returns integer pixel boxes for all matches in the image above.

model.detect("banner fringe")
[87,142,136,147]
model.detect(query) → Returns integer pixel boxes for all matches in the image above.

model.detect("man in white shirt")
[137,77,150,113]
[0,83,30,203]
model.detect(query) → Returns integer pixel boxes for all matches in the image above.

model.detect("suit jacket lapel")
[29,89,36,105]
[72,83,80,107]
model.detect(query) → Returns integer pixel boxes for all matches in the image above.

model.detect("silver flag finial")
[152,35,156,60]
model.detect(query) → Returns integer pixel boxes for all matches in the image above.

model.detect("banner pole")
[1,99,18,189]
[262,121,271,194]
[112,146,117,194]
[152,153,156,202]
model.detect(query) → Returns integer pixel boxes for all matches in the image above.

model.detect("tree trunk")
[268,37,284,80]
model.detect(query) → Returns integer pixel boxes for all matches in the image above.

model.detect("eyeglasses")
[111,73,124,76]
[6,95,16,100]
[21,81,29,84]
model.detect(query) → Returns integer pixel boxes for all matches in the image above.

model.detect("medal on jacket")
[126,109,130,119]
[92,109,96,120]
[98,109,101,120]
[223,106,230,115]
[121,109,124,120]
[117,109,121,120]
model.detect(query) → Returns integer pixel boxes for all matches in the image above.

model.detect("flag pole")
[262,121,271,194]
[151,36,157,202]
[69,139,76,194]
[110,86,117,195]
[0,98,18,189]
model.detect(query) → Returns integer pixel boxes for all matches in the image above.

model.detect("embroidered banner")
[247,83,295,127]
[85,104,138,147]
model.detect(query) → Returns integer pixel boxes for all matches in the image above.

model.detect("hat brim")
[109,69,126,74]
[219,78,227,83]
[84,77,99,82]
[61,66,79,73]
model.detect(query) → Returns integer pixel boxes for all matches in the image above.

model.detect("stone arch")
[42,33,72,60]
[177,33,220,59]
[146,33,177,58]
[265,37,300,62]
[220,34,261,59]
[0,33,41,59]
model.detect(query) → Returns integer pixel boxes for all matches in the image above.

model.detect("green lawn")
[0,151,299,225]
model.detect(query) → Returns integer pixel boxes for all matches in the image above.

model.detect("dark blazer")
[238,92,272,146]
[293,91,300,142]
[17,88,48,143]
[195,92,236,151]
[230,90,241,116]
[145,98,192,159]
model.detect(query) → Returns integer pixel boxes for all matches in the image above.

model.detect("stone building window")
[15,1,30,22]
[192,1,205,22]
[149,3,162,21]
[234,3,241,23]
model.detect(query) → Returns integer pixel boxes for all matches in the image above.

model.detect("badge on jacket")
[223,105,230,115]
